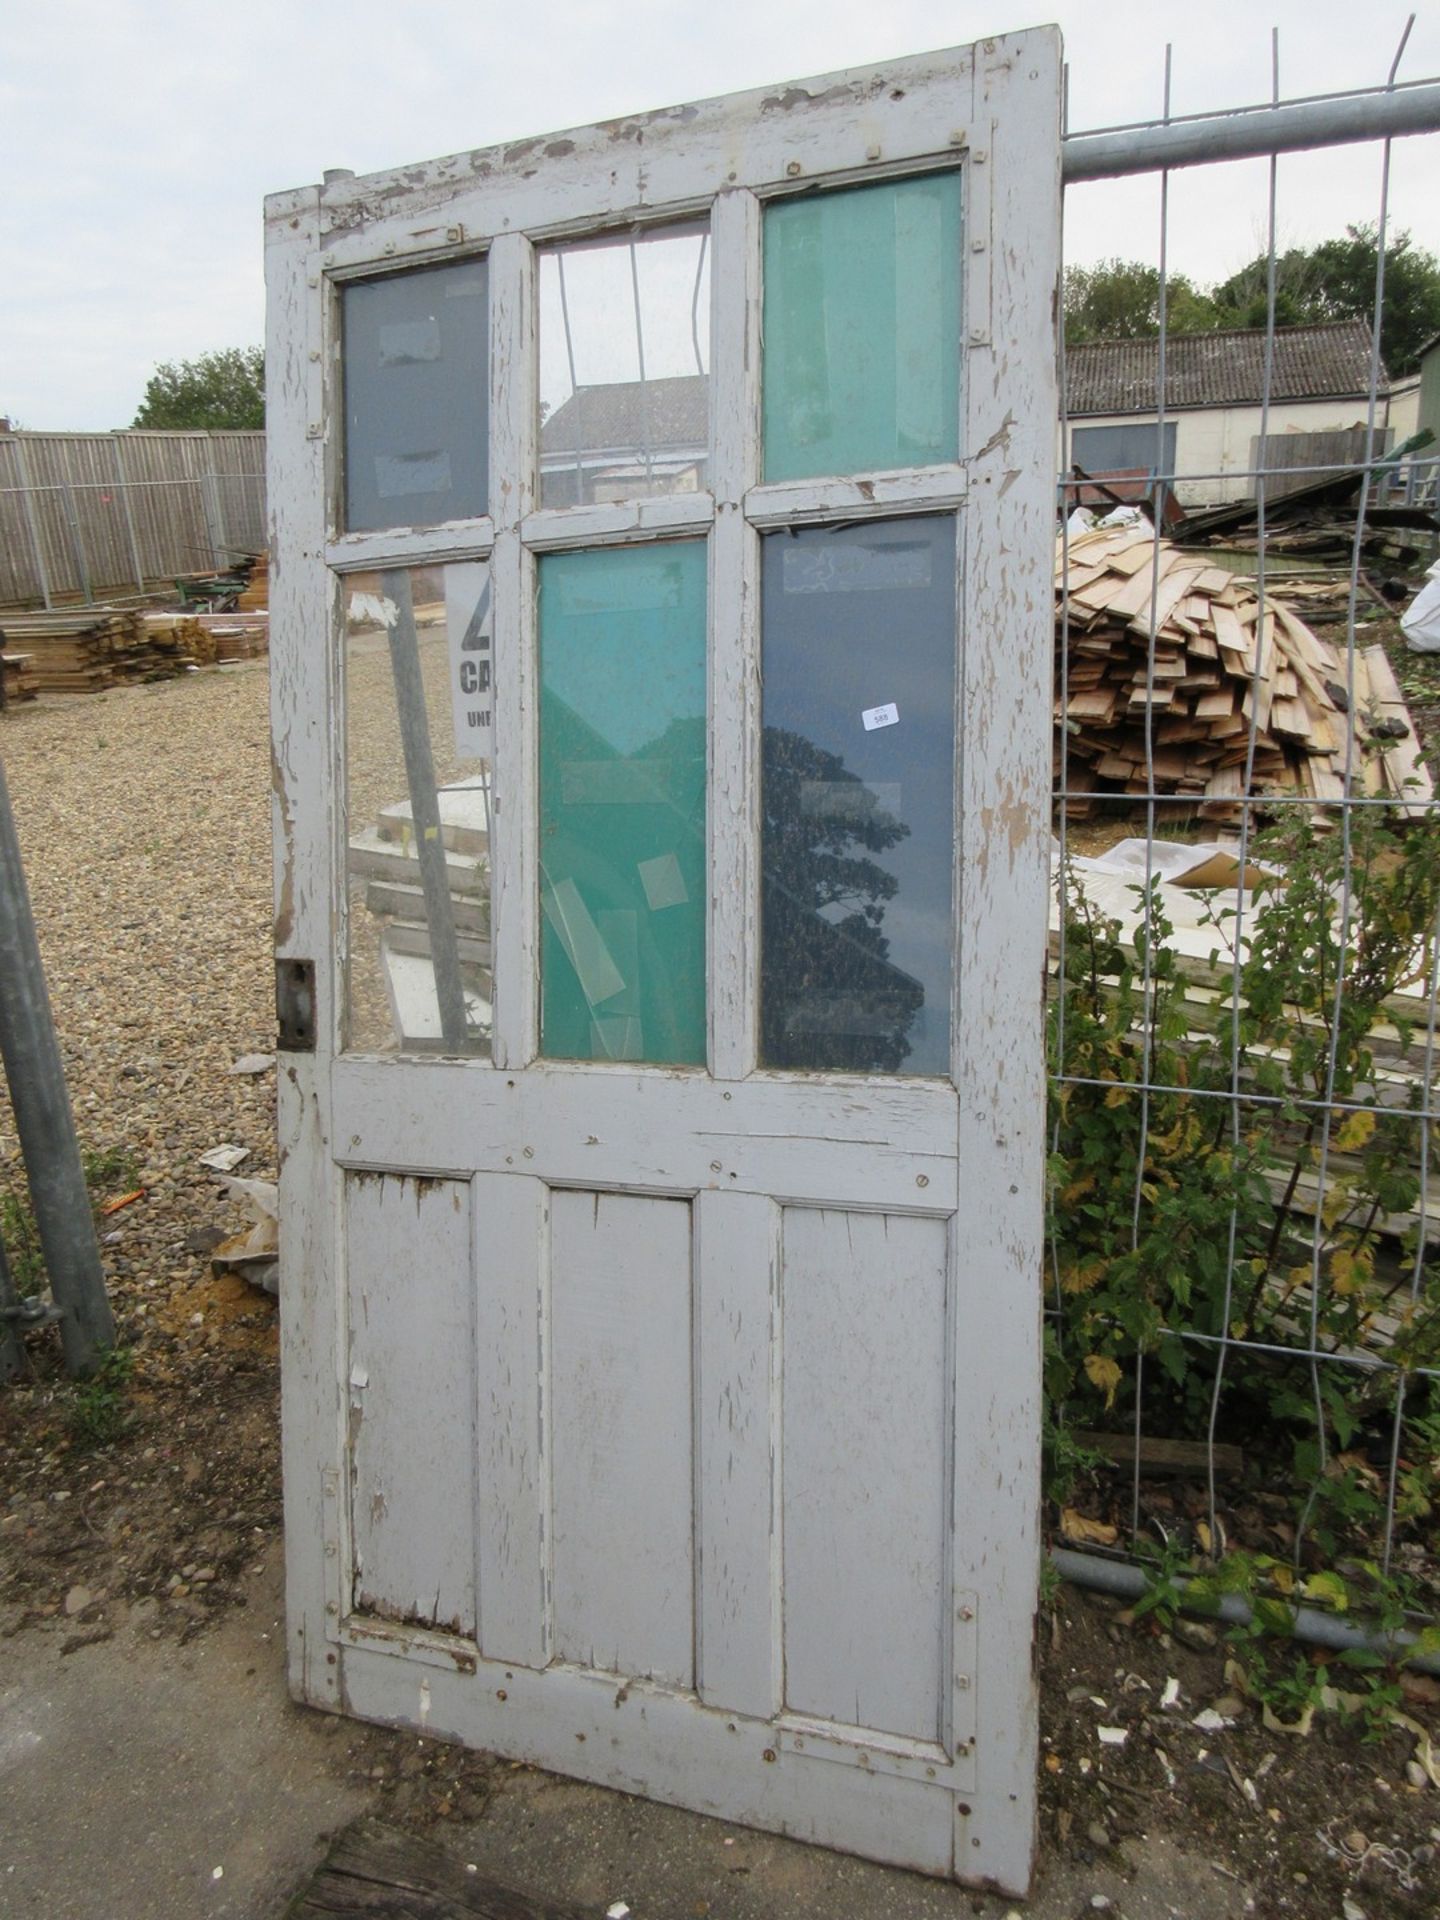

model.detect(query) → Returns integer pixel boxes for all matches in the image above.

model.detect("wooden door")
[268,33,1059,1895]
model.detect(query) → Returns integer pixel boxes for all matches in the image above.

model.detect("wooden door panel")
[346,1173,476,1636]
[549,1190,695,1685]
[780,1207,951,1743]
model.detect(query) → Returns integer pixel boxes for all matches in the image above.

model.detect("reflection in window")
[538,224,710,509]
[763,174,961,483]
[538,542,707,1064]
[342,258,489,533]
[760,518,956,1076]
[344,564,492,1055]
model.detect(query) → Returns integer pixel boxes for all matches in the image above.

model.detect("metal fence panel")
[1052,34,1440,1637]
[0,429,266,606]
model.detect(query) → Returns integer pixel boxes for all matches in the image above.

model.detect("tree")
[131,347,264,429]
[1211,225,1440,376]
[1063,260,1220,345]
[760,727,921,1074]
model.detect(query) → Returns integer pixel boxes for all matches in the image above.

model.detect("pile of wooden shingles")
[1056,523,1433,822]
[0,608,205,694]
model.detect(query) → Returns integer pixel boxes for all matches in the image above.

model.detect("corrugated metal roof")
[1067,320,1382,417]
[541,375,708,456]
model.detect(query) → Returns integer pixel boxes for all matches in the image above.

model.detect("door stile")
[473,1170,550,1668]
[489,232,538,1069]
[707,188,762,1082]
[694,1187,781,1719]
[268,185,349,1712]
[948,39,1060,1893]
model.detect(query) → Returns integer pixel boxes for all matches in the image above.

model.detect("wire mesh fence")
[1050,21,1440,1651]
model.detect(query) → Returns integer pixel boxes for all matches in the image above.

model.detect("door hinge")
[276,958,317,1051]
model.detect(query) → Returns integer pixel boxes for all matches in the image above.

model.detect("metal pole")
[206,439,231,559]
[59,474,93,605]
[0,757,116,1374]
[379,570,470,1049]
[11,438,54,610]
[1062,76,1440,181]
[110,436,146,592]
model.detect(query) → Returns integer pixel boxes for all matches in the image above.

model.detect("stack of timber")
[195,610,268,662]
[2,651,35,705]
[1056,524,1434,823]
[236,551,268,611]
[0,607,200,692]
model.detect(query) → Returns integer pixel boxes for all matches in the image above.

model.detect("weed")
[1048,806,1440,1564]
[81,1145,142,1196]
[65,1345,136,1448]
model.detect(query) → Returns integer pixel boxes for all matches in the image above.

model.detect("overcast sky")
[2,1,1437,431]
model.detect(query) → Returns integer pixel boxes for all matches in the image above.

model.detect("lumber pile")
[1056,524,1433,823]
[0,608,199,693]
[196,610,268,662]
[2,651,35,705]
[236,551,268,611]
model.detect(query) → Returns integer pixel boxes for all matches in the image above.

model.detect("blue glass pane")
[343,258,489,532]
[761,518,956,1076]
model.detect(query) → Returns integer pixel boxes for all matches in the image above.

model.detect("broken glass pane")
[342,258,489,532]
[763,173,961,482]
[760,517,956,1076]
[538,223,710,509]
[344,563,493,1055]
[538,542,707,1064]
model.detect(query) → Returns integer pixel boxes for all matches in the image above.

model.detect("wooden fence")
[0,430,265,606]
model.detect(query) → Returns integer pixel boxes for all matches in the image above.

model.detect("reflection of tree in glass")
[762,726,923,1074]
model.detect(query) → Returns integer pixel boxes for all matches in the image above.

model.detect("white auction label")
[862,702,899,731]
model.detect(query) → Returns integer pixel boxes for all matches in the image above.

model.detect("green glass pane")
[539,542,708,1065]
[763,174,961,483]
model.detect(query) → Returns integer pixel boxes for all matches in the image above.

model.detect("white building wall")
[1060,395,1391,507]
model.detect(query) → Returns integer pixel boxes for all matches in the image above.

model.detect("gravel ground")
[0,662,282,1635]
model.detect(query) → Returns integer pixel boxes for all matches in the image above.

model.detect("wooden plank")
[696,1190,780,1719]
[488,233,537,1071]
[708,186,762,1081]
[1364,642,1435,810]
[1073,1431,1246,1478]
[289,1818,594,1919]
[473,1174,548,1670]
[332,1058,962,1212]
[1211,602,1250,657]
[1125,564,1204,639]
[346,1175,476,1637]
[1102,547,1180,622]
[954,31,1058,1888]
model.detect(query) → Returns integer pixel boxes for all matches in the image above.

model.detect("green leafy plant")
[1048,798,1440,1583]
[65,1345,136,1449]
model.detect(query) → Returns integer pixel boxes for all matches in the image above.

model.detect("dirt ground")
[3,654,1440,1917]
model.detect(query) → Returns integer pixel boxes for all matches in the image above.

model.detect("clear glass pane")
[763,174,961,483]
[760,517,956,1076]
[538,542,707,1064]
[342,258,489,532]
[538,224,710,508]
[344,563,492,1055]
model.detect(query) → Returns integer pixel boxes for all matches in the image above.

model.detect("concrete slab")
[0,1552,367,1920]
[0,1543,1253,1920]
[451,1766,1250,1920]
